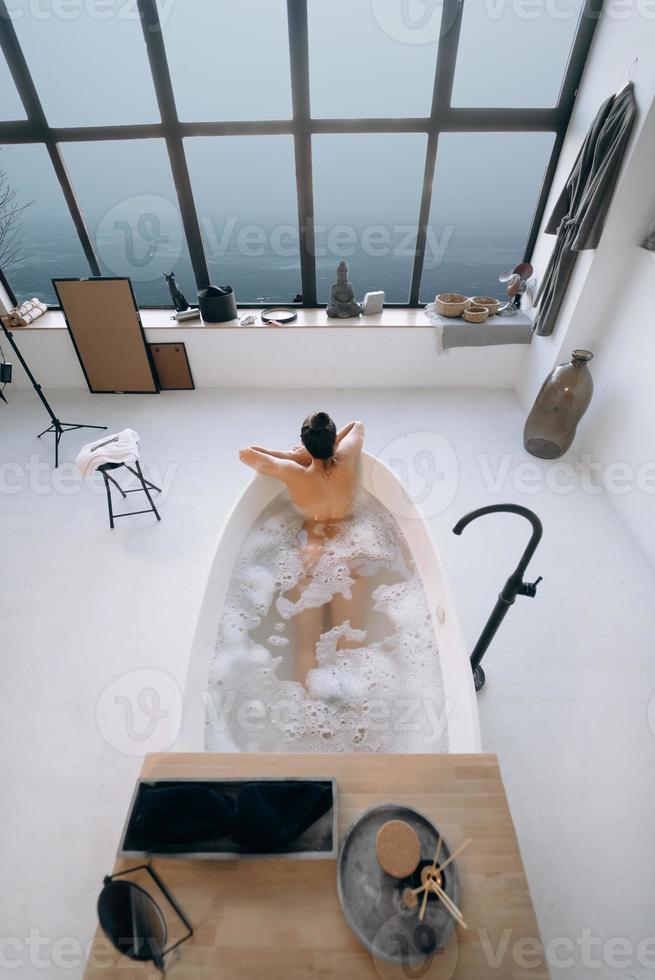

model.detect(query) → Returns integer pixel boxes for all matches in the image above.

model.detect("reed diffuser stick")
[434,838,471,875]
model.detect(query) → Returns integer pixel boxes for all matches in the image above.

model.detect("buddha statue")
[326,261,362,318]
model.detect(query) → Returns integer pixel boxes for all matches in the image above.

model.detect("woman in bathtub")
[239,413,363,520]
[239,414,366,682]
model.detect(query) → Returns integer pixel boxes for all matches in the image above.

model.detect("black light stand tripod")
[0,319,107,467]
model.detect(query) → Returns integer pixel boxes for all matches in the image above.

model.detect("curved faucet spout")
[453,503,543,587]
[452,503,544,691]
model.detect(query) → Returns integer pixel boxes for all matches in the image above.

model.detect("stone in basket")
[434,293,470,318]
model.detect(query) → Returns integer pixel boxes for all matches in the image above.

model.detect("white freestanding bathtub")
[178,452,480,753]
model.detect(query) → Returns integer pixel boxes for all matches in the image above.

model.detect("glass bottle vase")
[523,349,594,459]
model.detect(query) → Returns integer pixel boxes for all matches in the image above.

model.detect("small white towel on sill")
[76,428,140,477]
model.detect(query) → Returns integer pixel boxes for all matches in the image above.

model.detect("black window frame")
[0,0,602,310]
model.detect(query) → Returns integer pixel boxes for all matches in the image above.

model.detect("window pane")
[0,144,90,304]
[452,1,584,107]
[0,50,25,120]
[160,0,292,121]
[185,136,300,303]
[6,0,159,125]
[420,132,554,303]
[308,0,438,117]
[61,140,192,307]
[313,134,426,304]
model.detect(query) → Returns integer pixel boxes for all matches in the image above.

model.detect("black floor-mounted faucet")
[453,504,543,692]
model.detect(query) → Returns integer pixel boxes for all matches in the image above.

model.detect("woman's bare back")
[285,453,358,521]
[239,420,365,522]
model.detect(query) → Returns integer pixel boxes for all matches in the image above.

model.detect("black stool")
[98,460,161,530]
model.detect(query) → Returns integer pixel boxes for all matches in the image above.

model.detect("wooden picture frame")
[52,277,159,394]
[148,342,195,390]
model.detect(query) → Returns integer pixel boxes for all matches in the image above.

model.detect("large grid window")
[0,0,600,309]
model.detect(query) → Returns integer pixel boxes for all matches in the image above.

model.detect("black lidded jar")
[197,285,238,323]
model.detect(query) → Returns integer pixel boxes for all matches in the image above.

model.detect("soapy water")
[204,489,448,753]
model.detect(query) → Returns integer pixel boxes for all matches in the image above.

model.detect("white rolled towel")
[4,298,48,327]
[76,428,140,477]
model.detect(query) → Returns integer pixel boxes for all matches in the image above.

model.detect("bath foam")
[205,490,448,753]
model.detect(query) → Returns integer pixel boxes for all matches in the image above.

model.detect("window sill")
[8,306,534,342]
[8,307,434,330]
[7,307,531,389]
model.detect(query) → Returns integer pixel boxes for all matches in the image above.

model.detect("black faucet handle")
[518,575,543,598]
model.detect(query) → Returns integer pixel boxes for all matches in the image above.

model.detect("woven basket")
[471,295,502,316]
[434,293,470,318]
[463,303,490,323]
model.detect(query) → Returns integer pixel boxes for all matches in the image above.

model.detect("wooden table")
[84,753,549,979]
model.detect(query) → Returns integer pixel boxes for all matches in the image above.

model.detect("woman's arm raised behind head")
[239,447,304,481]
[250,445,311,465]
[336,420,364,459]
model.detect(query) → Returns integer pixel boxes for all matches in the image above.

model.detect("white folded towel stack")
[76,428,141,477]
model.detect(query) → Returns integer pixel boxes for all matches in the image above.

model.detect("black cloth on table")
[234,781,333,850]
[133,784,235,850]
[131,780,332,852]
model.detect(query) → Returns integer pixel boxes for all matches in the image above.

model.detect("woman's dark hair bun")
[301,411,337,461]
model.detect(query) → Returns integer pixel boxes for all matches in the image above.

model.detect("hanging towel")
[76,428,140,477]
[534,83,637,337]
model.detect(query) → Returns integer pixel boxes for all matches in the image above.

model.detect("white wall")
[7,325,527,390]
[519,2,655,564]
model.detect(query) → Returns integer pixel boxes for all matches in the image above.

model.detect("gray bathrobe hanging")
[534,82,637,337]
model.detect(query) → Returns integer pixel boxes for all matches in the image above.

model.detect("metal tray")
[337,803,459,965]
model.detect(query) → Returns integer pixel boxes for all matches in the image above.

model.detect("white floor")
[2,386,654,978]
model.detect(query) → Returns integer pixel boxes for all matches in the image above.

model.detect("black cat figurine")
[163,272,189,312]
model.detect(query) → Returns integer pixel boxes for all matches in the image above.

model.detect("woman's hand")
[288,444,312,466]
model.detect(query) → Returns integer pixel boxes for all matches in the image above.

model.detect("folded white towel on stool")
[76,428,140,477]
